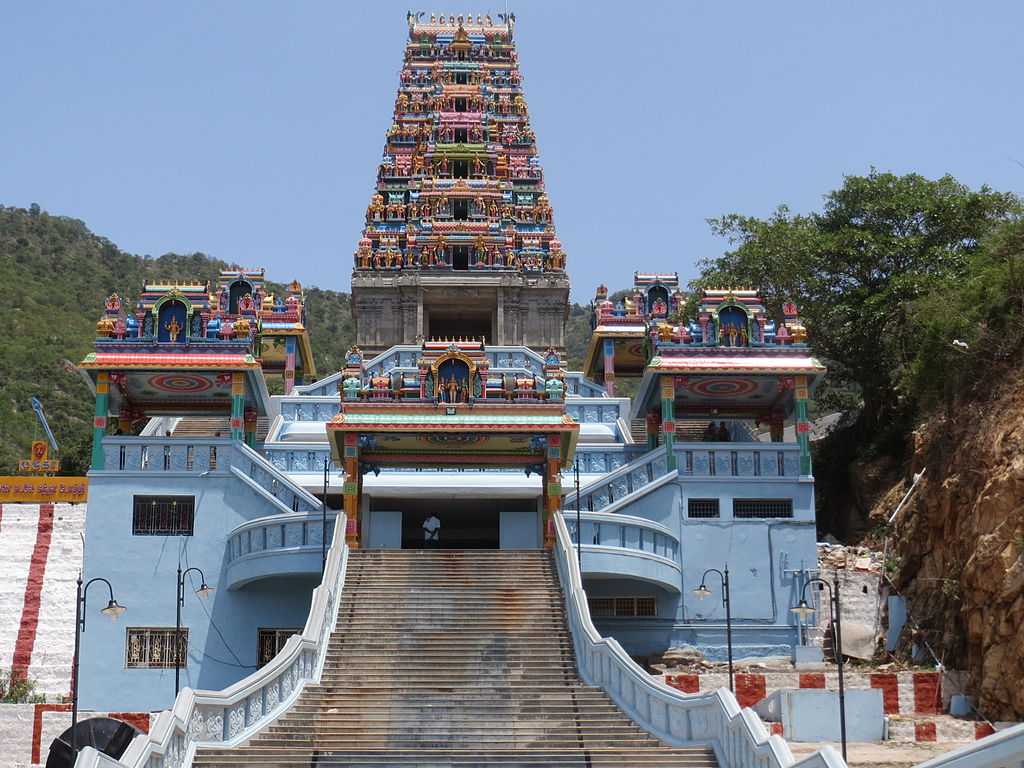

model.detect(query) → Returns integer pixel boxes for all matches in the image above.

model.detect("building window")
[258,628,302,667]
[688,498,720,518]
[587,596,657,618]
[132,496,195,535]
[733,499,794,519]
[126,628,187,669]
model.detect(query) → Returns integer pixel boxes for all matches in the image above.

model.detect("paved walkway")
[789,740,970,768]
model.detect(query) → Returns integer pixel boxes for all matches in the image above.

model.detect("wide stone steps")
[194,550,716,767]
[193,747,718,767]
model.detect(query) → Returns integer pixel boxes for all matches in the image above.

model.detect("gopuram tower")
[350,12,570,354]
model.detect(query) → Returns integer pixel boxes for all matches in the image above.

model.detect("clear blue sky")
[2,1,1022,302]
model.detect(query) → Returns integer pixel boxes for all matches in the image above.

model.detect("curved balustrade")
[565,512,681,592]
[564,446,670,512]
[676,444,803,479]
[552,512,845,768]
[76,513,349,768]
[225,511,338,590]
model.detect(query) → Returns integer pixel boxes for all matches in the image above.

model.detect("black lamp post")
[176,565,213,696]
[71,575,126,752]
[692,567,733,692]
[322,456,330,575]
[574,457,581,571]
[792,577,846,761]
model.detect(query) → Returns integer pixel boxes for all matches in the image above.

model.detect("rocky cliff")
[885,372,1024,720]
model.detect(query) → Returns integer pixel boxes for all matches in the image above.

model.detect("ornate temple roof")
[351,12,565,276]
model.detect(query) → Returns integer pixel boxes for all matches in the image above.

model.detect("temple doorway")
[368,497,539,550]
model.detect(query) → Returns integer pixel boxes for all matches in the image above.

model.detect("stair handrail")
[552,512,845,768]
[909,723,1024,768]
[563,444,668,507]
[233,441,323,512]
[74,511,349,768]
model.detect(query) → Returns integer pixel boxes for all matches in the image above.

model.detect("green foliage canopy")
[695,171,1020,433]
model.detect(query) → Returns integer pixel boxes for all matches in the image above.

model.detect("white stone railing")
[563,445,670,511]
[910,723,1024,768]
[74,512,349,768]
[552,512,845,768]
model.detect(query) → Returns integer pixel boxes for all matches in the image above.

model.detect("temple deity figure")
[164,315,182,342]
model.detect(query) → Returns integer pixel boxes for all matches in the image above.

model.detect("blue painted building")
[76,13,826,713]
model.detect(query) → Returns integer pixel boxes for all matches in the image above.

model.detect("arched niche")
[647,285,669,314]
[154,297,191,343]
[717,304,750,347]
[432,352,476,402]
[228,280,253,314]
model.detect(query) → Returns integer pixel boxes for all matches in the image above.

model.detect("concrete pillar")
[283,336,297,395]
[795,375,811,475]
[660,377,676,471]
[230,372,245,442]
[342,433,361,548]
[416,289,424,339]
[602,338,616,396]
[90,372,109,470]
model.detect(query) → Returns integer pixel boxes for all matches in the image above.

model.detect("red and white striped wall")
[0,503,85,696]
[662,669,955,714]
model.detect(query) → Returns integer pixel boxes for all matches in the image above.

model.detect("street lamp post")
[175,565,214,697]
[71,575,126,752]
[792,577,846,761]
[574,457,581,572]
[692,566,733,692]
[322,457,330,576]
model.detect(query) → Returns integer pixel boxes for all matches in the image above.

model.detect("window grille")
[126,628,187,669]
[588,597,658,618]
[132,495,195,535]
[635,597,657,617]
[258,628,302,667]
[733,499,794,519]
[688,498,721,518]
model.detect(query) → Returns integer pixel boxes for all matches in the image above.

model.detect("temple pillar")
[283,336,297,395]
[230,372,245,442]
[795,375,812,475]
[342,433,361,548]
[244,408,257,448]
[496,286,505,344]
[645,409,661,451]
[543,434,562,549]
[602,338,615,396]
[90,372,109,470]
[660,377,676,471]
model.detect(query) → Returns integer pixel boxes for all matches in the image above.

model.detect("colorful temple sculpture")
[584,272,686,395]
[350,12,569,353]
[68,14,839,768]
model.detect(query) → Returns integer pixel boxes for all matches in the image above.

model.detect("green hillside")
[0,205,354,474]
[0,204,593,475]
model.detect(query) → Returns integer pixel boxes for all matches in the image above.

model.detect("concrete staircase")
[194,550,717,767]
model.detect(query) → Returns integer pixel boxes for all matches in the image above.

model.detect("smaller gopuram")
[81,281,271,467]
[632,288,823,475]
[584,273,686,395]
[327,340,578,549]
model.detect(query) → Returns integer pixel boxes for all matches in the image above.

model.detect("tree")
[696,171,1020,436]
